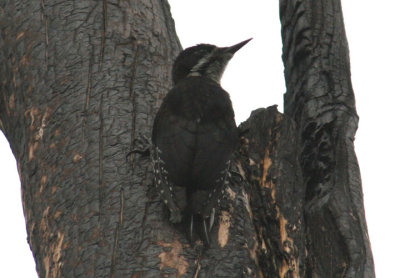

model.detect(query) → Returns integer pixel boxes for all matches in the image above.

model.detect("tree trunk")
[279,0,375,277]
[0,0,374,277]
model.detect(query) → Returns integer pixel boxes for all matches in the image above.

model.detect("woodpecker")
[152,39,251,244]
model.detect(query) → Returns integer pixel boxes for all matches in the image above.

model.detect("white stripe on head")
[188,47,218,77]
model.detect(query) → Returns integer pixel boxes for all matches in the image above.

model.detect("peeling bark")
[238,106,305,277]
[0,0,374,277]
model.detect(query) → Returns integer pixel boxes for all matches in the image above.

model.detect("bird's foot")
[127,134,151,158]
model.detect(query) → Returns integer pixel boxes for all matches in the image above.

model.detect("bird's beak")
[226,38,252,54]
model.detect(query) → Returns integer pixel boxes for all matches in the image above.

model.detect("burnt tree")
[279,0,374,277]
[0,0,374,277]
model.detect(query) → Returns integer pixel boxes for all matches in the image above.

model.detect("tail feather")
[152,143,231,245]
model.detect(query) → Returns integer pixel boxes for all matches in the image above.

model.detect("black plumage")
[152,39,251,244]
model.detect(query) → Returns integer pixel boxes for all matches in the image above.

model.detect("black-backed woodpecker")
[152,39,251,244]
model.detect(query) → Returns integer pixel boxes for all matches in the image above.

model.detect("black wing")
[152,77,238,218]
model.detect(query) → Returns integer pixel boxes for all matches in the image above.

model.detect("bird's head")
[172,38,252,84]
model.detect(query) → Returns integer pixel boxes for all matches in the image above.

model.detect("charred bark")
[0,0,374,277]
[279,0,375,277]
[0,0,181,277]
[237,106,305,277]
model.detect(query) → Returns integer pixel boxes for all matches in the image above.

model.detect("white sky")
[1,1,399,277]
